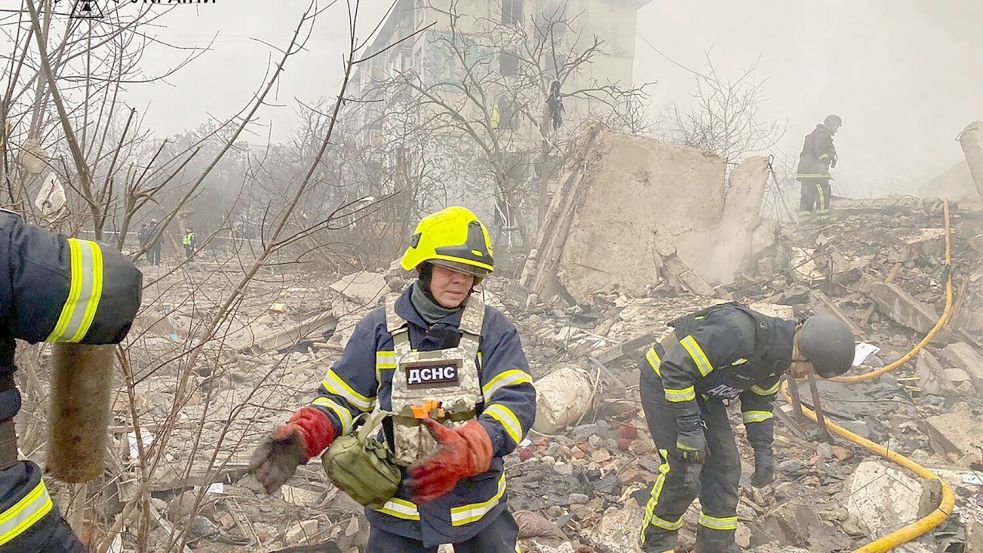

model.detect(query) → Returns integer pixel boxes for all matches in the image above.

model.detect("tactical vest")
[384,291,484,467]
[668,303,790,400]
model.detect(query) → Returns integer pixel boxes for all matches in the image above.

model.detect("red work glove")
[408,419,493,503]
[249,406,336,494]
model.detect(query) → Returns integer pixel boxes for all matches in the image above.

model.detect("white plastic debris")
[128,431,154,459]
[35,173,66,215]
[17,138,49,175]
[853,342,880,366]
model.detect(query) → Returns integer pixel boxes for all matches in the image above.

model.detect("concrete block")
[285,519,319,544]
[923,404,983,463]
[846,459,932,537]
[329,271,387,305]
[942,342,983,394]
[593,501,645,553]
[748,303,794,320]
[869,282,939,334]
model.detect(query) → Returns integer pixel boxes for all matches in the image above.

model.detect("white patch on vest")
[705,383,742,399]
[405,364,460,388]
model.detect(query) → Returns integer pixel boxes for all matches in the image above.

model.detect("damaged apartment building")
[344,0,653,240]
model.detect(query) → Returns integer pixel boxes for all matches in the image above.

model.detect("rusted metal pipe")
[47,344,115,483]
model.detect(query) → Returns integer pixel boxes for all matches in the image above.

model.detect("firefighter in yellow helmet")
[251,206,535,552]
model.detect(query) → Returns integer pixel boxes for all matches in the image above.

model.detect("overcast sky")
[122,0,983,197]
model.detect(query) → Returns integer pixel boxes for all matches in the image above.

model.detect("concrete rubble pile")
[96,137,983,552]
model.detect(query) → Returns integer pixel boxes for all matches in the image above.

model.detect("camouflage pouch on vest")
[322,410,400,508]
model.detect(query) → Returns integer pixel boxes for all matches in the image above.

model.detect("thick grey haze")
[126,1,983,197]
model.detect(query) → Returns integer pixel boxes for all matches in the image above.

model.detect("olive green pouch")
[322,410,401,508]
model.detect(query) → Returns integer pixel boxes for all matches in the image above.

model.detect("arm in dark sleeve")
[476,314,536,458]
[739,373,780,449]
[813,129,835,165]
[658,315,742,420]
[0,211,141,345]
[310,318,379,437]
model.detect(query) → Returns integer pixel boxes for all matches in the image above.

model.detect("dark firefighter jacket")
[309,285,536,546]
[0,209,141,549]
[643,303,795,449]
[795,124,837,181]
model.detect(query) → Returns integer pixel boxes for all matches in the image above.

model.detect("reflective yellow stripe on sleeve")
[46,239,104,343]
[321,369,375,412]
[663,386,696,403]
[312,397,354,435]
[750,381,781,396]
[0,479,53,545]
[481,369,533,403]
[645,347,662,377]
[451,473,506,526]
[698,512,738,531]
[679,335,713,377]
[375,497,420,521]
[742,411,774,424]
[483,404,523,445]
[375,350,395,382]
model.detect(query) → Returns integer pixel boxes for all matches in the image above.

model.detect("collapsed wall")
[521,127,769,303]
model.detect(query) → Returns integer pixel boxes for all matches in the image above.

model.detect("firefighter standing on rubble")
[636,303,856,553]
[0,209,141,551]
[796,114,842,218]
[250,206,536,552]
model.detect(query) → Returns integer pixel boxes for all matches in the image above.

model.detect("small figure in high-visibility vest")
[183,227,196,261]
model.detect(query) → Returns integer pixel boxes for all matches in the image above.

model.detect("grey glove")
[751,447,775,488]
[675,414,707,464]
[248,426,306,494]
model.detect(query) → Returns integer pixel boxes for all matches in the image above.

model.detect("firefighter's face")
[429,265,474,308]
[788,333,816,378]
[788,359,816,379]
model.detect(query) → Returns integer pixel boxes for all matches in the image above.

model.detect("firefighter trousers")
[638,369,741,552]
[366,509,520,553]
[799,179,831,214]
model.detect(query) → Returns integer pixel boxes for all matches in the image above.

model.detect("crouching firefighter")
[0,209,141,552]
[250,206,536,552]
[637,304,855,553]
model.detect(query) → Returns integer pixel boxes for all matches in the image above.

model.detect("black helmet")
[798,315,855,378]
[824,114,842,128]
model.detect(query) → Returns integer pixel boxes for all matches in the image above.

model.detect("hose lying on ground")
[781,199,955,552]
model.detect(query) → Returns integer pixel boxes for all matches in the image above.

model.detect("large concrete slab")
[869,281,939,334]
[923,404,983,463]
[699,156,769,284]
[846,459,932,537]
[958,120,983,197]
[555,133,725,300]
[524,130,769,303]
